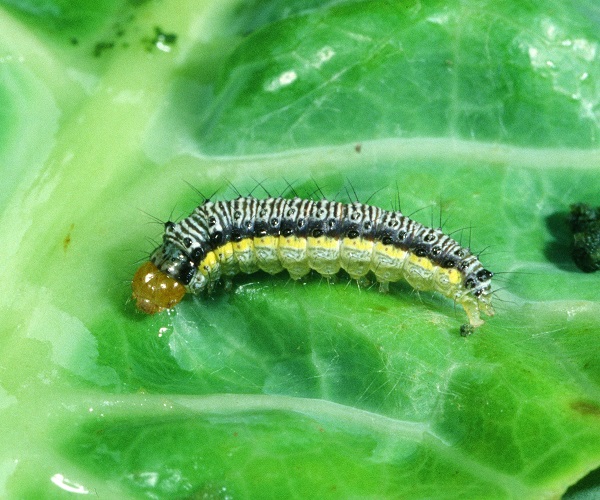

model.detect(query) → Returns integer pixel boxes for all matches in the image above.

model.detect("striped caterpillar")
[132,196,495,329]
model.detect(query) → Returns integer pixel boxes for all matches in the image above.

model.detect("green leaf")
[195,0,600,153]
[0,0,599,498]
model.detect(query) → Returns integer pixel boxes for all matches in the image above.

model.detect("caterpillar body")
[132,196,495,328]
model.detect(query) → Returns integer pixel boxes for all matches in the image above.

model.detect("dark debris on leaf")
[144,26,177,52]
[568,203,600,273]
[460,324,475,337]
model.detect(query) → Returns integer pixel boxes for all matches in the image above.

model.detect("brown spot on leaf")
[63,223,75,252]
[371,304,389,313]
[571,400,600,417]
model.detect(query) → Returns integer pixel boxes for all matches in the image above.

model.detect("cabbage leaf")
[0,0,599,498]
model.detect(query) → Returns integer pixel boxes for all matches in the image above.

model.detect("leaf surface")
[0,0,599,498]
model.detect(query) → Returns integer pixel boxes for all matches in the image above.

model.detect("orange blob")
[131,261,186,314]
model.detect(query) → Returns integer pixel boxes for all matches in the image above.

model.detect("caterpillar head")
[131,261,186,314]
[131,231,203,313]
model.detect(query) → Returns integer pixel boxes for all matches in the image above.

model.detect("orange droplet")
[131,261,186,314]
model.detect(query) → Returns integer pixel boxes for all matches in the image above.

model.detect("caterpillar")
[132,196,495,328]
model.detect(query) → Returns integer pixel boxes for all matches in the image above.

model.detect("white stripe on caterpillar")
[132,196,495,328]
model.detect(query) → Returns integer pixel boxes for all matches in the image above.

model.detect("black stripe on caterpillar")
[132,196,495,328]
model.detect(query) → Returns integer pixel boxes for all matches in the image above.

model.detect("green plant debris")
[569,203,600,272]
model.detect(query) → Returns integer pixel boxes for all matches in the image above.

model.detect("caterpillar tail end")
[131,261,186,314]
[460,296,495,331]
